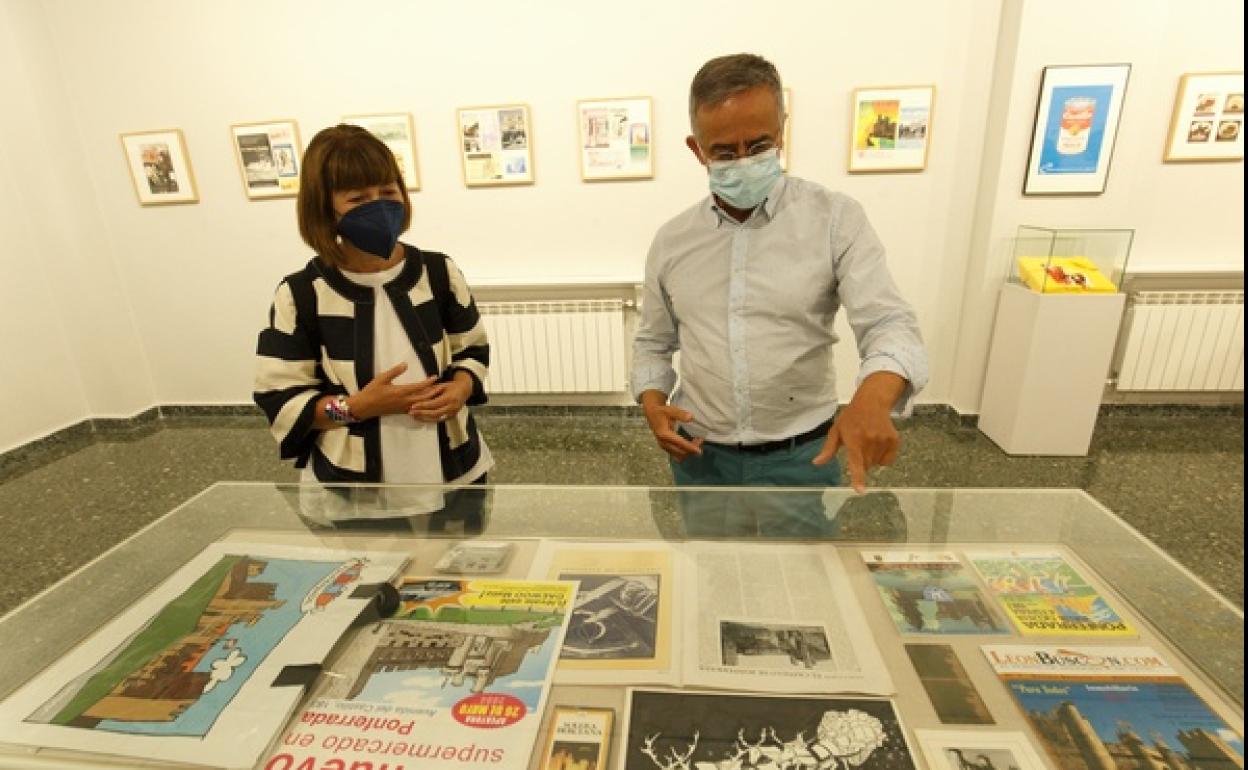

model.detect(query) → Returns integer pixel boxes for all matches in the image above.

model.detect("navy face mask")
[336,198,405,258]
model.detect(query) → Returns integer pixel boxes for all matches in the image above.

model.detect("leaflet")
[862,550,1008,635]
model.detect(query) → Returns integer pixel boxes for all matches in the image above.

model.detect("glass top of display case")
[0,483,1241,769]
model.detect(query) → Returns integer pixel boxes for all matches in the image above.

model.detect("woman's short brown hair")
[297,124,412,267]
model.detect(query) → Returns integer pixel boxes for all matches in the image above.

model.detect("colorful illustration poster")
[967,550,1134,637]
[984,645,1244,770]
[264,577,576,769]
[863,551,1008,635]
[0,542,407,769]
[621,689,917,770]
[1037,84,1113,174]
[530,541,676,684]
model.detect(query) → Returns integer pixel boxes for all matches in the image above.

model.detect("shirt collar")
[703,174,789,228]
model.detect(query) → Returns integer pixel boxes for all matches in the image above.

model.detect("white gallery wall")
[0,0,1242,453]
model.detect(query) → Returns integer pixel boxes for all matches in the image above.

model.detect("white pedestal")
[977,283,1126,456]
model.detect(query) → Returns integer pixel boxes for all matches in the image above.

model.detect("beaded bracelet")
[324,395,356,424]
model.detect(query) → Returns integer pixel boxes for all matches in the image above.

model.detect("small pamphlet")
[434,540,514,574]
[540,706,613,770]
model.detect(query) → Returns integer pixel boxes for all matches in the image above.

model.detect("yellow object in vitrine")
[1016,256,1117,294]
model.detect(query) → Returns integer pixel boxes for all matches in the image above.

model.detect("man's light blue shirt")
[631,175,929,444]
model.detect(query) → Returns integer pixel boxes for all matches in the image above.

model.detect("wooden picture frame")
[576,96,654,181]
[229,119,302,199]
[848,84,935,173]
[342,112,422,190]
[1022,64,1130,195]
[457,104,534,187]
[119,129,199,205]
[1163,71,1244,162]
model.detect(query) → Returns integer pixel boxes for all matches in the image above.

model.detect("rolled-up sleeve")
[630,233,679,401]
[832,199,929,417]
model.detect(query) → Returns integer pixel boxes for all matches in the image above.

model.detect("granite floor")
[0,407,1242,616]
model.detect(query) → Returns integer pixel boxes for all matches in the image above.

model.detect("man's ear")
[686,135,707,165]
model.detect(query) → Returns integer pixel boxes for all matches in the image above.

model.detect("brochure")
[967,549,1134,637]
[984,644,1243,769]
[262,577,576,770]
[862,551,1008,635]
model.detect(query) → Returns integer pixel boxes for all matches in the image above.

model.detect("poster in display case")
[1022,64,1130,195]
[1164,71,1244,161]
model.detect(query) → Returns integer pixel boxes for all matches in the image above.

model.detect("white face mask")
[707,148,783,209]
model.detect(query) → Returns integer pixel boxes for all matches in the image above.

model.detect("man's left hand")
[812,372,907,493]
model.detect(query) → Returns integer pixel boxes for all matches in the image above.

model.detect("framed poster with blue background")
[1023,64,1131,195]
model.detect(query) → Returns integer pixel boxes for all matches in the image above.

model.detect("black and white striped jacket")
[253,245,488,482]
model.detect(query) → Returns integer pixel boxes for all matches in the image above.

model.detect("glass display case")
[0,483,1241,770]
[1010,225,1135,294]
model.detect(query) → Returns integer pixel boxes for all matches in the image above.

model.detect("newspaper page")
[529,541,678,685]
[261,578,576,770]
[0,542,407,770]
[681,542,893,695]
[983,644,1244,768]
[967,549,1135,637]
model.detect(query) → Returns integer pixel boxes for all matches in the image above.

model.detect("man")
[632,53,927,534]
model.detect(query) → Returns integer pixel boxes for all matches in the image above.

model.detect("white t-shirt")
[300,258,493,516]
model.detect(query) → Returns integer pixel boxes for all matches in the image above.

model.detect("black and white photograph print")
[720,620,833,671]
[560,573,659,660]
[120,128,199,205]
[915,730,1049,770]
[943,747,1021,770]
[624,690,917,770]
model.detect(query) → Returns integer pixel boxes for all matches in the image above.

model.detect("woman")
[254,125,492,525]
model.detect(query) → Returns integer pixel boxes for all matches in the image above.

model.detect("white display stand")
[978,283,1126,456]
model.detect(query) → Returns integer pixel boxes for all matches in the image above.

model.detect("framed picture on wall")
[1022,64,1131,195]
[119,129,199,205]
[1163,71,1244,162]
[848,84,935,173]
[342,112,422,190]
[229,120,302,199]
[457,104,534,187]
[576,96,653,181]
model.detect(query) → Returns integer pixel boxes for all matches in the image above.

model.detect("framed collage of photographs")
[119,129,198,205]
[458,104,534,187]
[1022,64,1131,195]
[229,120,302,199]
[342,112,421,190]
[849,85,935,173]
[1163,71,1244,162]
[576,96,653,181]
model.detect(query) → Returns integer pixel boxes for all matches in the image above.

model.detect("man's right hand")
[350,363,437,419]
[640,390,704,462]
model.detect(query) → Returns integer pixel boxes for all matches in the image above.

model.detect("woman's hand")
[349,363,437,419]
[408,371,475,423]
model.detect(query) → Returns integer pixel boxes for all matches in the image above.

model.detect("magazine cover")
[862,551,1008,635]
[967,550,1134,637]
[529,541,677,685]
[984,644,1244,770]
[620,689,917,770]
[0,542,407,769]
[262,577,576,770]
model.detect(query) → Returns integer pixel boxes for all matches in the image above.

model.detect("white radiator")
[478,299,628,393]
[1116,290,1244,391]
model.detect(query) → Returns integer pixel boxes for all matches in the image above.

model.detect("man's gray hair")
[688,53,785,131]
